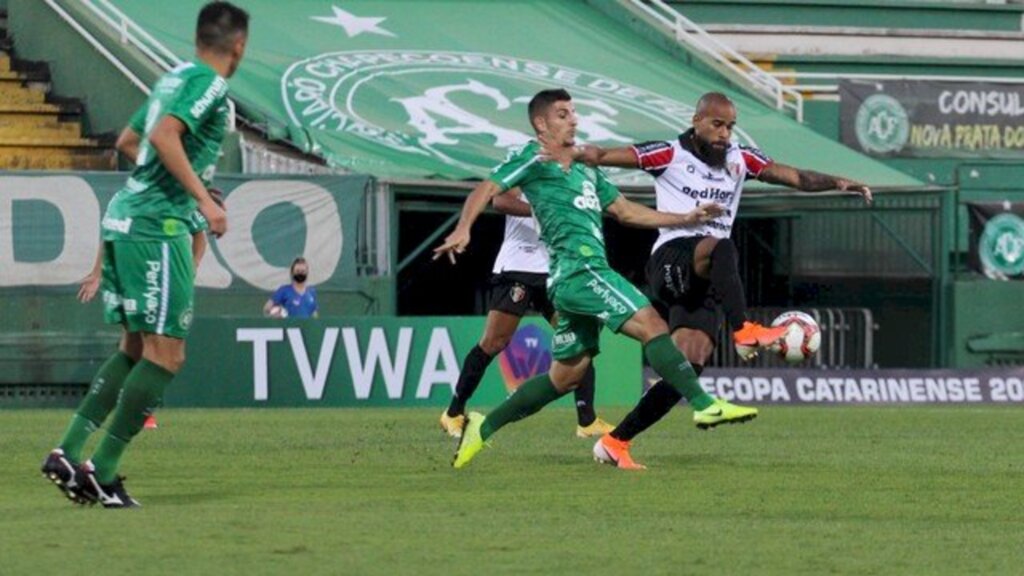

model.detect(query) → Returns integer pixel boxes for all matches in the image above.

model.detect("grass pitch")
[2,406,1023,575]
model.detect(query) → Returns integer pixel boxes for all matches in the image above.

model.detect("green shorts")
[549,264,650,360]
[102,237,195,339]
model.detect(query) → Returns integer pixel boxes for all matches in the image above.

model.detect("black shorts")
[645,236,723,340]
[487,271,555,320]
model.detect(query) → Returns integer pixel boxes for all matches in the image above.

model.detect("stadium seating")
[0,9,114,170]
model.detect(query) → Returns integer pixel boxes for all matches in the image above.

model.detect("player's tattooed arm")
[758,163,873,204]
[605,196,726,229]
[492,187,532,217]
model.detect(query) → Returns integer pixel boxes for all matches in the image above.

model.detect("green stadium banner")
[102,0,921,187]
[0,172,387,385]
[0,172,377,293]
[841,79,1024,159]
[682,368,1024,404]
[166,316,641,408]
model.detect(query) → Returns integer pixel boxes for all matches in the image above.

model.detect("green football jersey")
[488,141,620,284]
[102,60,229,241]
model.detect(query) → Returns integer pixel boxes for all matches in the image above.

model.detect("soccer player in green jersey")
[435,89,758,471]
[40,1,249,507]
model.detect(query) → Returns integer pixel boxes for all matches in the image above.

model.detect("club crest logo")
[509,283,527,303]
[498,323,553,393]
[855,93,910,154]
[979,213,1024,278]
[282,50,758,183]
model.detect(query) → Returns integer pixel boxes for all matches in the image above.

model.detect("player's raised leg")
[693,237,787,358]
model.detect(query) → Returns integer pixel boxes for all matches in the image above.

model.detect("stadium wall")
[951,281,1024,368]
[7,0,152,136]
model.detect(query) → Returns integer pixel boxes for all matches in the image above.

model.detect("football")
[771,311,821,364]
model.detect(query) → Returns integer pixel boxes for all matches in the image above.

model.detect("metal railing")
[42,0,150,94]
[73,0,237,130]
[770,71,1024,99]
[620,0,804,121]
[240,138,341,175]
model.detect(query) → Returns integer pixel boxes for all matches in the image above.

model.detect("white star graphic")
[311,5,396,38]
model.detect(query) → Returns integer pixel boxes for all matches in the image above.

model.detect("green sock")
[480,374,564,440]
[90,359,174,484]
[643,334,715,411]
[59,351,135,462]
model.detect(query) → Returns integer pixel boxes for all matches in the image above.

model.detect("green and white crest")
[281,50,758,183]
[854,94,910,154]
[979,213,1024,278]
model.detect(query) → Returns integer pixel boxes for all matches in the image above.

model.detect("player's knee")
[159,351,186,373]
[711,238,738,267]
[637,309,669,342]
[479,334,510,356]
[550,358,589,392]
[672,329,713,364]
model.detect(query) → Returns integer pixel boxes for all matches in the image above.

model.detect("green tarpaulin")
[106,0,923,187]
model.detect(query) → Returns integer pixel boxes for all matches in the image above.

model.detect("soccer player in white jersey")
[440,189,614,439]
[565,92,872,460]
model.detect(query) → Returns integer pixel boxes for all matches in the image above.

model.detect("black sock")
[573,365,597,427]
[610,365,704,441]
[447,345,494,416]
[709,240,748,330]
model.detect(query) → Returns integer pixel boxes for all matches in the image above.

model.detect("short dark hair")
[527,89,572,128]
[196,1,249,53]
[290,256,308,274]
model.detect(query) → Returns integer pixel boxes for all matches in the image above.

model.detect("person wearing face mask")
[264,256,319,319]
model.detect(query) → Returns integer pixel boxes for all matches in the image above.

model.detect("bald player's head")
[695,92,734,117]
[690,92,737,167]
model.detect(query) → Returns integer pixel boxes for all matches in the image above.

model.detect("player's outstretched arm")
[538,134,639,169]
[492,187,532,217]
[433,180,504,264]
[149,116,227,236]
[605,196,725,229]
[569,145,639,169]
[758,163,873,204]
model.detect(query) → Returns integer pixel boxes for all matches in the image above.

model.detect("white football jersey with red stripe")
[631,131,772,252]
[492,198,550,274]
